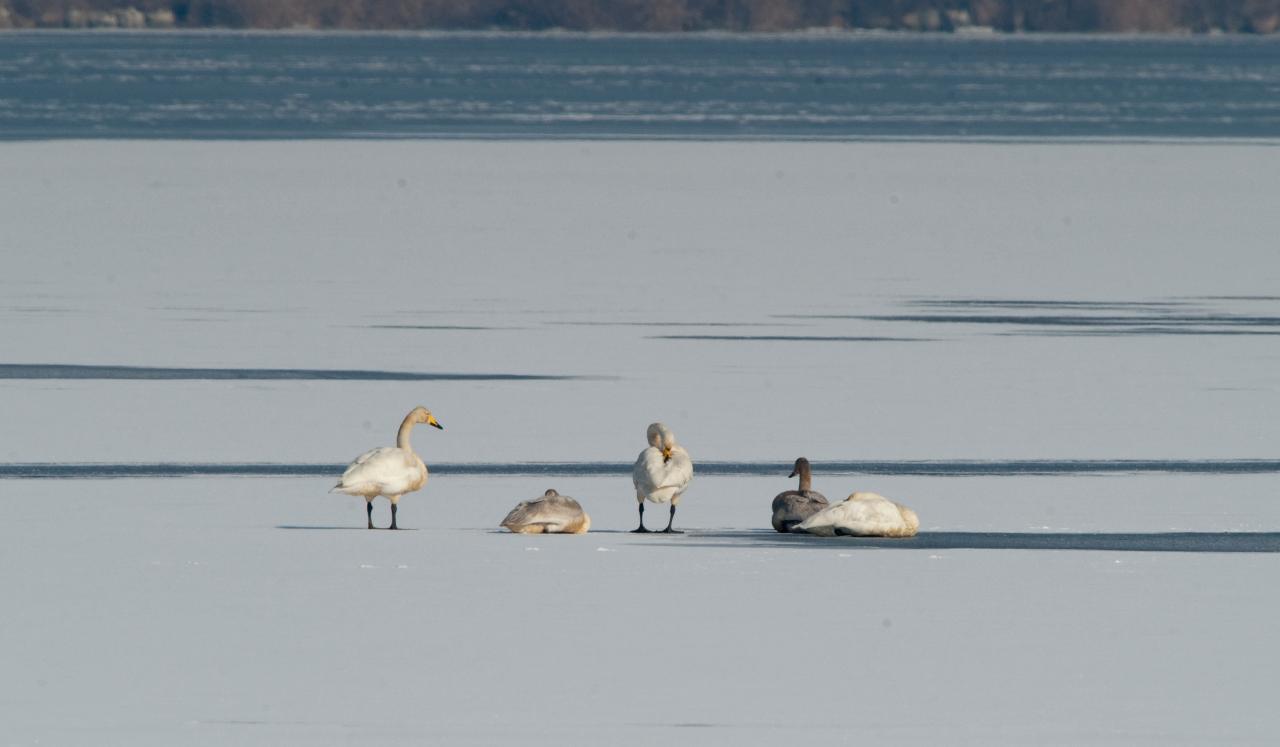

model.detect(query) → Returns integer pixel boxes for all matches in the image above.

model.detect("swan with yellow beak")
[331,406,443,529]
[631,422,693,533]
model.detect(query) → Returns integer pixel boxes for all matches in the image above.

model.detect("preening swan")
[331,406,443,529]
[500,489,591,534]
[772,457,829,533]
[631,422,693,533]
[791,491,919,538]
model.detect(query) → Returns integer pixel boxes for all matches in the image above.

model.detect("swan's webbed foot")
[631,526,651,533]
[660,527,683,534]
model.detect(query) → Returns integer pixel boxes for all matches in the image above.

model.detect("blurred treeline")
[3,0,1279,32]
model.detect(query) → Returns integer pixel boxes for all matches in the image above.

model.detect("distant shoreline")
[2,27,1278,38]
[2,1,1278,35]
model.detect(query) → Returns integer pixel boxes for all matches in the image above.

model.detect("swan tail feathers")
[897,506,920,537]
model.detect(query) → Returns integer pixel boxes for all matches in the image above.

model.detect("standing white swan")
[631,422,693,533]
[791,491,919,538]
[500,489,591,534]
[331,406,443,530]
[772,457,829,533]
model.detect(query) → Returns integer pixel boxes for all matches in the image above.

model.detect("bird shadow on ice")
[485,529,634,534]
[275,525,419,531]
[653,530,1280,553]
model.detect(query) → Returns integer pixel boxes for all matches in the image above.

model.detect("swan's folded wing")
[632,447,665,496]
[500,499,541,529]
[790,503,830,534]
[772,490,827,513]
[662,447,694,492]
[341,446,390,473]
[772,491,829,531]
[550,495,585,513]
[501,497,585,532]
[337,447,417,490]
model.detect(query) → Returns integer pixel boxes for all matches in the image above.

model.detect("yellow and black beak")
[429,416,444,430]
[662,446,673,461]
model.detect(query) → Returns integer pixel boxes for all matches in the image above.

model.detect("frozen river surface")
[1,140,1279,744]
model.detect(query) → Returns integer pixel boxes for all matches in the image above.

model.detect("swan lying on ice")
[772,457,829,533]
[500,489,591,534]
[791,491,919,538]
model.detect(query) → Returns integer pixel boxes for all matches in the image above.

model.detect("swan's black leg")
[389,503,398,530]
[661,504,682,534]
[631,502,650,533]
[366,500,374,530]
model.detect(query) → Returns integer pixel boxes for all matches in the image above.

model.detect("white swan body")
[633,423,693,505]
[337,446,427,498]
[500,489,591,534]
[332,406,442,529]
[631,422,693,533]
[792,491,919,538]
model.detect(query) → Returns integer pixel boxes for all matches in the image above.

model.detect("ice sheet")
[1,475,1277,745]
[1,141,1278,466]
[2,140,1279,745]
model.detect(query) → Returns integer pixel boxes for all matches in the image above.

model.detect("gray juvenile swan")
[791,490,919,538]
[500,489,591,534]
[771,457,829,533]
[631,422,693,533]
[331,406,443,529]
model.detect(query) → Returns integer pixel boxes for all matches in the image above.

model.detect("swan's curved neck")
[396,415,417,451]
[796,462,812,492]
